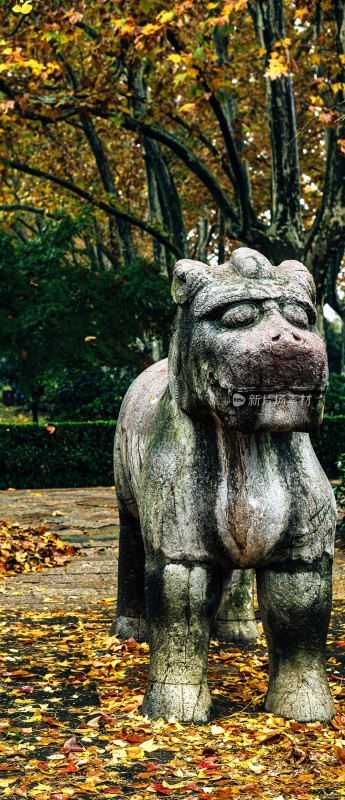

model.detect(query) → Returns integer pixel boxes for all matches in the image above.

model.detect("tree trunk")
[80,113,136,265]
[31,399,39,424]
[197,218,210,263]
[304,1,345,305]
[143,142,167,270]
[129,65,189,275]
[256,0,303,256]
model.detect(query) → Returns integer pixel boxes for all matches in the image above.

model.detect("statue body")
[114,248,336,723]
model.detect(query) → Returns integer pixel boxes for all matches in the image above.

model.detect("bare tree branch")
[0,157,184,258]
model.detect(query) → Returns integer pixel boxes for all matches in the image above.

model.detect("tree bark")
[31,399,39,424]
[211,23,256,234]
[197,218,210,263]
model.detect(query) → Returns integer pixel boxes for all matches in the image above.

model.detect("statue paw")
[141,681,211,723]
[109,615,148,642]
[265,669,335,722]
[213,618,260,644]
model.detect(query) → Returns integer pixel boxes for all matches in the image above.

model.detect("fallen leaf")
[147,784,175,795]
[210,725,225,735]
[126,746,145,760]
[334,745,345,764]
[141,737,160,753]
[198,756,219,769]
[61,736,83,753]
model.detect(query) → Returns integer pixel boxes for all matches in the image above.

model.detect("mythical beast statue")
[113,247,336,724]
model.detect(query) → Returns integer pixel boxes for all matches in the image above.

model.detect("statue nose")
[265,308,303,344]
[271,329,302,343]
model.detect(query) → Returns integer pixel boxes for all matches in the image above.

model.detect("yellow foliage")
[265,51,290,80]
[140,23,161,36]
[223,0,248,12]
[179,102,196,112]
[157,10,175,24]
[273,38,291,49]
[331,82,345,93]
[12,2,33,13]
[168,54,182,64]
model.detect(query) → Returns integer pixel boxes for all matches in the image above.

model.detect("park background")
[1,3,345,798]
[0,0,345,491]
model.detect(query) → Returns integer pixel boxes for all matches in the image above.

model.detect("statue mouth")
[209,373,325,411]
[208,372,324,399]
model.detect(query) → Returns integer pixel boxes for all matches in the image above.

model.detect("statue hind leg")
[110,504,147,642]
[213,568,260,644]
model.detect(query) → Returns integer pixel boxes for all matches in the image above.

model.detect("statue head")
[168,247,327,432]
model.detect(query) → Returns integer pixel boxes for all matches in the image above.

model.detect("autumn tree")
[0,0,344,328]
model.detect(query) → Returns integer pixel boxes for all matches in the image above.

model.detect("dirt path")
[0,487,119,609]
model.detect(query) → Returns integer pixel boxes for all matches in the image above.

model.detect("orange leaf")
[331,712,345,730]
[44,423,56,434]
[334,745,345,764]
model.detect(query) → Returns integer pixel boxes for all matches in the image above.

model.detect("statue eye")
[220,302,260,328]
[282,302,311,328]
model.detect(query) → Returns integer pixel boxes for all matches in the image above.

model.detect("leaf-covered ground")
[1,603,345,800]
[0,487,344,800]
[0,521,79,575]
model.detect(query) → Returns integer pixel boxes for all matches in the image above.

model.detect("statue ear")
[230,247,274,278]
[171,259,211,305]
[168,312,190,411]
[279,260,316,301]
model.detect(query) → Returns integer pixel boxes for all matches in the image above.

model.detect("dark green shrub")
[336,453,345,510]
[0,215,174,422]
[44,367,136,422]
[324,317,343,374]
[311,415,345,478]
[324,373,345,416]
[0,422,116,489]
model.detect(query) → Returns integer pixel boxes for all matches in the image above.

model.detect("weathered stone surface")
[114,247,337,723]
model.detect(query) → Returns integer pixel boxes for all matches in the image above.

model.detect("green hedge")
[0,422,116,489]
[0,415,344,490]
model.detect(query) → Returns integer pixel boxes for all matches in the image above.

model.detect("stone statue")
[113,247,336,723]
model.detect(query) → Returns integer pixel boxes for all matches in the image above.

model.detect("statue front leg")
[142,556,221,723]
[213,568,259,643]
[256,555,335,722]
